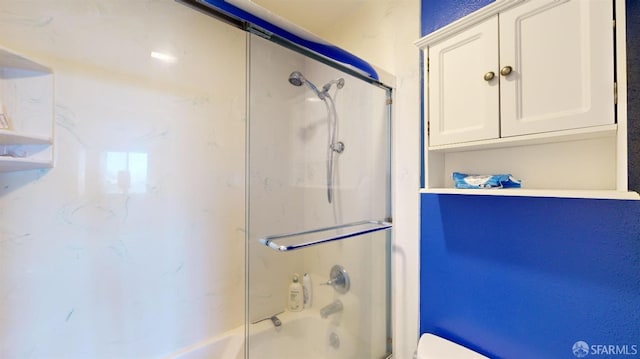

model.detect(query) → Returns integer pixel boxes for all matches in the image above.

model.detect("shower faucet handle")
[321,277,342,286]
[321,265,350,294]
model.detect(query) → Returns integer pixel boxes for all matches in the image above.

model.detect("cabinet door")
[499,0,614,137]
[428,16,499,146]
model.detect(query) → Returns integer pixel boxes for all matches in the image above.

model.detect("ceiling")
[252,0,368,35]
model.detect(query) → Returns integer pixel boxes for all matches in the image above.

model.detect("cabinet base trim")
[428,124,617,153]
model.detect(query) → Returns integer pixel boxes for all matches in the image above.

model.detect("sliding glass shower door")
[246,33,392,358]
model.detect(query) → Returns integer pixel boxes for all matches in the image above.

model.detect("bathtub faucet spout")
[270,315,282,328]
[320,300,343,319]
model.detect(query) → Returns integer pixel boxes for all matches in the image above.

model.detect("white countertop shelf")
[420,188,640,200]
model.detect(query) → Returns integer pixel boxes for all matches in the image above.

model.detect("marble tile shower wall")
[0,1,246,358]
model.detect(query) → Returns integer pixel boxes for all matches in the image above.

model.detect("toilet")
[416,333,489,359]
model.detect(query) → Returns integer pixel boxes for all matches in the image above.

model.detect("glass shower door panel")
[247,33,391,358]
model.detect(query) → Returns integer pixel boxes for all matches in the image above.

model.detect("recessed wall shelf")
[0,129,52,145]
[0,47,54,172]
[0,156,53,172]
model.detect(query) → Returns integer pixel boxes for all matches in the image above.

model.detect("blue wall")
[628,0,640,192]
[421,194,640,358]
[421,0,493,35]
[420,1,640,358]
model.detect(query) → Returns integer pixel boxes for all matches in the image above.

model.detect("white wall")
[0,1,246,357]
[319,1,422,358]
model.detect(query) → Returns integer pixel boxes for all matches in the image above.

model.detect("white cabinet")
[428,16,499,146]
[429,0,613,147]
[0,47,54,172]
[417,0,636,198]
[500,0,614,137]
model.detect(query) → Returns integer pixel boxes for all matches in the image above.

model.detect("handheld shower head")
[287,72,343,205]
[288,71,304,87]
[288,71,325,100]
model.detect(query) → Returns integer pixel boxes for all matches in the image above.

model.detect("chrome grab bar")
[259,220,392,252]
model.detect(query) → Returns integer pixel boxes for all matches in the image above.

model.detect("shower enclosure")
[246,34,392,358]
[0,1,392,357]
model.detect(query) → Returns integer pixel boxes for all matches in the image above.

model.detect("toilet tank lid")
[417,334,489,359]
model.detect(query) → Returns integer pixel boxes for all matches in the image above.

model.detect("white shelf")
[0,129,51,145]
[0,156,52,172]
[420,188,640,200]
[0,46,54,172]
[0,49,51,73]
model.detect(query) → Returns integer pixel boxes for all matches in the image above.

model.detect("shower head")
[288,71,305,87]
[288,71,325,100]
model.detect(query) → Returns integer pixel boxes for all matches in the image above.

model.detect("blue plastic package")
[453,172,522,189]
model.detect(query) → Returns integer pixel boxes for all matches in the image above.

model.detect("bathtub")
[166,309,359,359]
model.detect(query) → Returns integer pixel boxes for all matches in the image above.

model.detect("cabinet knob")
[483,71,495,81]
[500,66,513,76]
